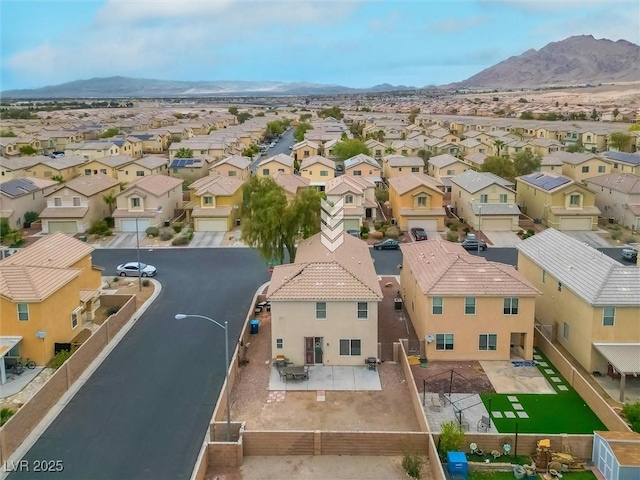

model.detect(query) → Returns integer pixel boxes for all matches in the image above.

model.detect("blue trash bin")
[250,319,259,334]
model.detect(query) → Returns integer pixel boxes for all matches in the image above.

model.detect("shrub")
[438,421,465,459]
[24,211,39,224]
[104,216,115,228]
[370,231,383,240]
[172,235,189,246]
[106,306,120,316]
[0,407,16,427]
[463,227,470,234]
[527,229,535,235]
[142,279,150,287]
[446,221,453,228]
[374,222,383,230]
[104,229,113,236]
[386,226,401,239]
[87,220,110,235]
[112,276,120,282]
[361,233,369,239]
[624,235,637,244]
[47,349,73,369]
[449,223,459,232]
[360,226,370,235]
[622,401,640,432]
[145,226,160,237]
[402,452,422,480]
[611,229,623,241]
[172,222,183,233]
[160,231,174,241]
[446,231,459,242]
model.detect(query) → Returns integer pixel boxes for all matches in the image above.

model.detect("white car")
[116,262,157,277]
[269,142,276,148]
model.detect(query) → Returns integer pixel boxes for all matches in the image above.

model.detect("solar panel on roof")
[605,151,640,165]
[0,178,37,197]
[524,173,570,191]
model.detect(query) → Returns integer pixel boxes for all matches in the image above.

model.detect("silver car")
[116,261,157,277]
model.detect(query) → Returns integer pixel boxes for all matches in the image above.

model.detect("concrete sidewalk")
[268,365,382,391]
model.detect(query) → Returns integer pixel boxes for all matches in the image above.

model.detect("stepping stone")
[533,355,542,360]
[504,412,516,418]
[516,411,529,419]
[513,404,523,410]
[558,385,569,391]
[551,377,562,383]
[545,369,555,374]
[491,411,503,418]
[538,362,548,367]
[507,396,518,402]
[317,390,325,402]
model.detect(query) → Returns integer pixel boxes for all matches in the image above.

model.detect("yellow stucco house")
[292,140,320,161]
[400,240,540,361]
[585,173,640,231]
[299,155,335,189]
[116,155,169,183]
[82,155,135,179]
[516,172,601,231]
[65,141,121,161]
[0,233,102,373]
[208,155,252,180]
[186,175,244,232]
[0,177,58,230]
[603,151,640,176]
[516,229,640,400]
[344,154,382,183]
[382,155,425,180]
[388,172,445,233]
[257,153,294,177]
[324,175,377,230]
[267,232,382,366]
[20,154,86,181]
[427,154,471,192]
[549,152,611,183]
[272,172,311,203]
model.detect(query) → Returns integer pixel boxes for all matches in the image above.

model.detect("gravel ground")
[410,361,495,395]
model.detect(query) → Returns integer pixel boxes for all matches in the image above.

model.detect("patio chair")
[430,394,441,412]
[477,415,490,432]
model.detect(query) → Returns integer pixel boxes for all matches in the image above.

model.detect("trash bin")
[394,298,403,311]
[164,221,170,227]
[79,235,87,242]
[250,319,260,334]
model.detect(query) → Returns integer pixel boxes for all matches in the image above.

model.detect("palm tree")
[103,192,117,215]
[175,147,194,158]
[417,149,431,162]
[493,140,506,157]
[0,407,15,426]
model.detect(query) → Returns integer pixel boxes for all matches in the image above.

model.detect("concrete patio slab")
[268,365,381,391]
[481,361,555,394]
[483,231,522,247]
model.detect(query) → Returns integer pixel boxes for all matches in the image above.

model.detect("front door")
[304,337,323,365]
[365,208,372,219]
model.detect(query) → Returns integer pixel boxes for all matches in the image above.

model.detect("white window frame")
[479,194,488,203]
[417,196,427,207]
[339,339,361,356]
[464,297,476,315]
[435,333,454,351]
[17,303,29,321]
[479,333,497,351]
[432,297,443,315]
[357,302,368,319]
[563,322,569,340]
[499,194,508,204]
[503,297,519,315]
[345,194,354,204]
[71,307,82,329]
[316,301,327,320]
[131,197,141,208]
[276,338,283,349]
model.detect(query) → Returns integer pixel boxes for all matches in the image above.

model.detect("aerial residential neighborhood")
[1,2,640,480]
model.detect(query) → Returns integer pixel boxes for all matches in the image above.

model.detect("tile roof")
[1,231,94,269]
[300,155,335,170]
[388,172,443,195]
[123,174,183,196]
[273,172,310,195]
[267,232,382,301]
[0,264,81,302]
[385,155,424,167]
[344,154,379,169]
[188,175,244,196]
[401,240,540,297]
[39,206,89,218]
[48,174,119,197]
[214,155,251,170]
[585,173,640,195]
[134,155,169,169]
[259,153,295,168]
[292,139,320,150]
[545,151,600,165]
[464,152,487,165]
[325,175,374,195]
[516,228,640,306]
[450,170,514,193]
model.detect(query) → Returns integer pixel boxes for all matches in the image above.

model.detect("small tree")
[228,106,238,115]
[103,192,117,215]
[438,421,465,459]
[24,211,39,225]
[623,401,640,432]
[293,123,314,142]
[493,139,506,157]
[480,156,516,182]
[100,127,121,138]
[567,139,585,153]
[19,145,37,155]
[332,139,371,161]
[0,407,15,427]
[512,150,542,177]
[174,148,194,158]
[609,132,632,152]
[520,111,534,120]
[51,174,65,183]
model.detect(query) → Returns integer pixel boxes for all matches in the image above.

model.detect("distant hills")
[2,35,638,98]
[453,35,640,89]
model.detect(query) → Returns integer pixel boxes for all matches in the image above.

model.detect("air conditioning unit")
[533,218,541,224]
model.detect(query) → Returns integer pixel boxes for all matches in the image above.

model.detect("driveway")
[189,232,224,247]
[105,232,145,248]
[9,248,269,480]
[483,231,522,247]
[563,230,611,248]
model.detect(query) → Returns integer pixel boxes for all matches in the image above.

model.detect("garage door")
[559,217,592,231]
[480,217,513,231]
[48,221,78,234]
[196,218,227,232]
[343,218,360,231]
[407,219,438,231]
[120,219,150,232]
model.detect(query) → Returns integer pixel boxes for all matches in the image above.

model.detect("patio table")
[279,365,309,381]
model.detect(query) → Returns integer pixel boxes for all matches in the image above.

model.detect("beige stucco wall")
[585,181,640,230]
[452,184,519,230]
[428,161,469,182]
[257,161,292,177]
[345,164,381,179]
[1,185,57,229]
[389,185,445,231]
[293,146,318,160]
[270,300,379,366]
[27,164,78,181]
[209,164,250,180]
[562,159,610,183]
[300,164,335,184]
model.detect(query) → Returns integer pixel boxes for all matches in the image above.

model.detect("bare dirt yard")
[411,361,495,395]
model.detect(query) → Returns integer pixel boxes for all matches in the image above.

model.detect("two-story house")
[382,155,424,180]
[0,233,102,371]
[25,154,87,181]
[116,155,170,183]
[324,175,377,230]
[553,152,611,183]
[602,151,640,176]
[81,154,136,179]
[257,153,295,177]
[112,174,183,232]
[272,172,311,202]
[388,173,445,233]
[364,139,386,161]
[585,173,640,231]
[516,172,600,231]
[427,154,471,192]
[0,177,59,230]
[39,174,120,234]
[343,154,382,184]
[516,229,640,400]
[267,232,383,366]
[292,140,320,161]
[400,240,540,361]
[450,170,521,231]
[65,141,121,161]
[208,155,252,180]
[299,155,335,190]
[186,175,244,232]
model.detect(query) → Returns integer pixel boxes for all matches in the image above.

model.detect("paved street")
[9,248,269,480]
[250,128,295,173]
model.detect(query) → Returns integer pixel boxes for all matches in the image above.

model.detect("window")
[446,169,455,175]
[603,307,615,326]
[131,197,141,208]
[72,197,81,206]
[54,197,62,206]
[228,171,237,176]
[542,270,546,283]
[598,166,605,173]
[316,302,327,319]
[100,169,107,174]
[479,334,497,351]
[71,307,81,329]
[499,194,508,204]
[562,322,569,340]
[436,333,454,350]
[345,194,354,204]
[173,167,178,174]
[432,297,443,315]
[417,196,427,207]
[136,171,145,177]
[278,168,285,173]
[479,194,488,203]
[504,298,519,315]
[411,167,420,172]
[276,338,283,349]
[17,303,29,321]
[353,170,362,176]
[303,151,310,158]
[569,194,580,206]
[581,166,589,173]
[84,169,91,175]
[464,297,476,315]
[558,281,562,292]
[203,196,213,205]
[375,149,381,156]
[340,339,361,356]
[262,168,269,175]
[357,302,368,319]
[320,170,328,177]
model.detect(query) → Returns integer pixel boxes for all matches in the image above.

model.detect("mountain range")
[2,35,638,98]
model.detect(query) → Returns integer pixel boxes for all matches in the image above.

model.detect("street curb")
[0,278,162,478]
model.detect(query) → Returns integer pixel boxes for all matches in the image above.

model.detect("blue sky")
[1,0,638,91]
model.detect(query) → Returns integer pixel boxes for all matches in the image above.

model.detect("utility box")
[394,298,403,311]
[447,452,468,480]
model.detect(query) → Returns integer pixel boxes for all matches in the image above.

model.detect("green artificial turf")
[468,471,598,480]
[480,349,607,434]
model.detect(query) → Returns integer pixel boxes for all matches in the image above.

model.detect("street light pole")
[175,313,231,441]
[135,216,142,292]
[478,203,482,256]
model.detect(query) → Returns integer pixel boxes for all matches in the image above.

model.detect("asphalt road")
[250,128,295,173]
[9,248,270,480]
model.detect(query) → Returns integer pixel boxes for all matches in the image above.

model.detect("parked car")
[373,238,400,250]
[336,164,344,172]
[410,227,428,241]
[269,142,276,148]
[346,229,361,238]
[621,247,638,261]
[116,261,157,277]
[460,239,487,251]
